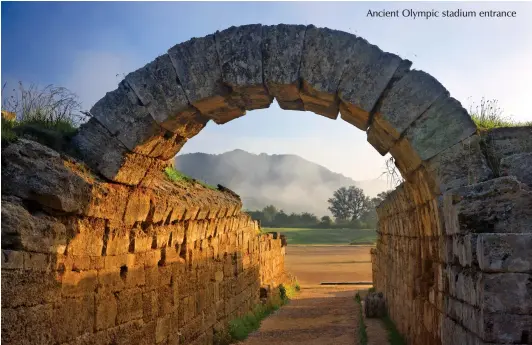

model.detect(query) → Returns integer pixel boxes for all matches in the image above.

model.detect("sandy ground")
[285,246,374,287]
[241,286,360,345]
[239,246,388,345]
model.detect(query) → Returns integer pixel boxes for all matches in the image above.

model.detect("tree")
[320,215,332,227]
[327,186,370,222]
[360,190,394,228]
[262,205,278,223]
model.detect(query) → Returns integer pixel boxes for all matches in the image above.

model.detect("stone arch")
[71,24,503,345]
[73,23,486,192]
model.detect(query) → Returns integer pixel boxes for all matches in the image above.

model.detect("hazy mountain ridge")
[174,149,390,216]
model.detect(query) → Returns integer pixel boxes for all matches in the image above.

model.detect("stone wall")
[1,139,288,345]
[372,127,532,345]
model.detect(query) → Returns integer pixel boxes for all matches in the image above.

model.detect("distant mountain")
[174,149,390,216]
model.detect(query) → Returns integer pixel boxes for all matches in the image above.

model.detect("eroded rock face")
[1,139,91,213]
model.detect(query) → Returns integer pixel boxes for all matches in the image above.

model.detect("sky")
[2,1,532,181]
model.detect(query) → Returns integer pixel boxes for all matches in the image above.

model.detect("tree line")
[245,186,392,229]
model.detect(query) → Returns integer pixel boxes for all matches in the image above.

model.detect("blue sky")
[2,2,531,181]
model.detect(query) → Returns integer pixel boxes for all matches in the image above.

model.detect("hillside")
[174,149,390,216]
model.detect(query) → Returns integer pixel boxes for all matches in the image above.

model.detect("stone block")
[156,315,172,343]
[477,233,532,273]
[1,139,92,213]
[116,288,144,324]
[124,53,209,138]
[215,24,273,112]
[261,24,307,111]
[62,270,98,298]
[368,70,449,154]
[51,296,95,343]
[1,270,62,308]
[1,199,68,254]
[124,189,153,226]
[424,135,493,194]
[339,40,409,130]
[1,250,24,270]
[72,119,155,185]
[500,152,532,187]
[484,126,532,174]
[67,218,106,257]
[168,34,242,120]
[1,303,54,345]
[95,292,118,331]
[299,26,359,119]
[443,177,532,235]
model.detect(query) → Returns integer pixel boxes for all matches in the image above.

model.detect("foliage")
[327,186,371,222]
[3,81,89,126]
[469,97,532,129]
[1,82,87,150]
[246,205,321,228]
[354,292,368,345]
[216,283,299,345]
[382,314,407,345]
[164,167,216,190]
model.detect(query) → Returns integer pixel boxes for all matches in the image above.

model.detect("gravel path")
[240,287,360,345]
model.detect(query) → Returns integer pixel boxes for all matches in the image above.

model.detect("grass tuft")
[382,314,407,345]
[215,283,300,345]
[164,167,217,190]
[354,292,368,345]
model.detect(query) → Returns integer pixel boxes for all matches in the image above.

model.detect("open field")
[262,227,377,245]
[285,246,374,287]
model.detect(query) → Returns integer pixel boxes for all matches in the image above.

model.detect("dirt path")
[240,286,360,345]
[364,313,390,345]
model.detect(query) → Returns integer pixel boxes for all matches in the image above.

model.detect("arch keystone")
[215,24,273,112]
[299,26,360,119]
[262,24,307,111]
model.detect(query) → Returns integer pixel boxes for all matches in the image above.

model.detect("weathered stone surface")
[424,135,494,194]
[299,26,359,119]
[1,198,67,254]
[262,24,307,111]
[1,139,91,212]
[477,233,532,273]
[500,152,532,187]
[215,24,273,112]
[484,126,532,165]
[168,34,243,122]
[124,54,210,138]
[368,70,449,154]
[443,176,532,234]
[393,97,478,178]
[338,39,409,130]
[72,119,155,185]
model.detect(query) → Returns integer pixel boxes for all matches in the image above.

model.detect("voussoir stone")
[168,34,244,124]
[299,25,360,119]
[215,24,273,112]
[338,38,410,130]
[423,135,493,194]
[124,53,210,138]
[1,139,91,213]
[72,118,155,185]
[262,24,307,110]
[368,70,449,155]
[389,97,477,177]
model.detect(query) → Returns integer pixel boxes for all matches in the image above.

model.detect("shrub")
[469,97,532,129]
[164,167,216,190]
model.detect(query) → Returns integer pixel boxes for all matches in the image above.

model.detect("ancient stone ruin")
[2,24,531,345]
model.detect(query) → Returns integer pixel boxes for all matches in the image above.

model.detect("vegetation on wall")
[1,82,89,150]
[469,97,531,130]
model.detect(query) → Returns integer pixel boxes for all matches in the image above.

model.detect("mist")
[174,149,391,217]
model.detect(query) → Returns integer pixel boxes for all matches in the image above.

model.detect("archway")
[69,24,527,345]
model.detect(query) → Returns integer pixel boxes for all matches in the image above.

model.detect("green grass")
[354,292,368,345]
[382,314,407,345]
[472,113,532,130]
[164,167,216,190]
[215,283,299,345]
[262,227,376,245]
